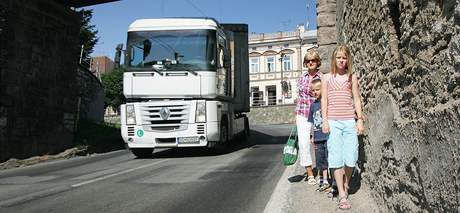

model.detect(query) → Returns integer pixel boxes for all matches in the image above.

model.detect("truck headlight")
[126,105,136,125]
[195,101,206,123]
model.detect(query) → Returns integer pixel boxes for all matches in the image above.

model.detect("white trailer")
[119,18,250,157]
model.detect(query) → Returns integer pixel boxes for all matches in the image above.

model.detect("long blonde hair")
[330,45,352,75]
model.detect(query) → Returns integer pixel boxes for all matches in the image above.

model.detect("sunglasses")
[305,59,317,63]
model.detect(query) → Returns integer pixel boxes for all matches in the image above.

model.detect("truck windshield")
[127,29,217,71]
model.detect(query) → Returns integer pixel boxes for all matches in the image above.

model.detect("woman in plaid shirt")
[296,50,322,185]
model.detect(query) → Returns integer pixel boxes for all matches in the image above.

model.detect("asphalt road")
[0,124,292,213]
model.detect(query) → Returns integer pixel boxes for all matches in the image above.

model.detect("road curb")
[263,163,300,213]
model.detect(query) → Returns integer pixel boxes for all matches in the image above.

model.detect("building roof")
[61,0,120,8]
[300,30,317,40]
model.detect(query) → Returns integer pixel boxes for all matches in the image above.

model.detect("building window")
[250,57,259,73]
[266,56,275,72]
[268,45,272,49]
[266,85,277,105]
[283,44,289,48]
[251,87,263,106]
[283,54,292,71]
[252,47,257,50]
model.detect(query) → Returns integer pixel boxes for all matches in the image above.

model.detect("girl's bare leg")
[344,167,353,194]
[334,168,346,198]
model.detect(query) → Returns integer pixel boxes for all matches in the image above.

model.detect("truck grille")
[197,124,205,135]
[127,127,135,136]
[140,104,190,132]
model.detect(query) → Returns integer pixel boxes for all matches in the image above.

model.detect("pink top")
[295,70,322,117]
[327,74,355,120]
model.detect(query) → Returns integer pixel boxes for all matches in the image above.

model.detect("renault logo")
[159,107,170,120]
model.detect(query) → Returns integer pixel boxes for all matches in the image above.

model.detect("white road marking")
[71,159,168,187]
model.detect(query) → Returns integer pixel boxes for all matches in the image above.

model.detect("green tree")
[78,9,99,67]
[101,68,125,111]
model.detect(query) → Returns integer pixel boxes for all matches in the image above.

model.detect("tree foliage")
[101,68,125,110]
[77,9,99,67]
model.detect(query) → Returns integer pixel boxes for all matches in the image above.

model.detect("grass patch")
[74,119,126,154]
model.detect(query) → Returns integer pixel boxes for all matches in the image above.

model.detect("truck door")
[216,33,227,97]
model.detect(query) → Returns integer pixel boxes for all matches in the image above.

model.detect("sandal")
[306,176,317,185]
[338,196,352,210]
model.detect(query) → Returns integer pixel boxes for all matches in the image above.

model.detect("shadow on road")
[134,124,293,159]
[288,173,306,183]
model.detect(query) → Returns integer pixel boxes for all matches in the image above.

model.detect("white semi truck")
[119,18,250,157]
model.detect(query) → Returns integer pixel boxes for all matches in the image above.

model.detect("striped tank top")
[327,74,355,120]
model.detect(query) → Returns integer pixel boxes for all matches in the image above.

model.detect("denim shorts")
[327,119,358,168]
[314,141,328,170]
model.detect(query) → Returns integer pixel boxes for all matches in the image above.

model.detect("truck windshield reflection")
[127,29,217,71]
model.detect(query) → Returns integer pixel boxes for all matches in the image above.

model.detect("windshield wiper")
[128,67,164,76]
[184,69,198,76]
[152,69,164,76]
[152,64,165,76]
[167,64,199,76]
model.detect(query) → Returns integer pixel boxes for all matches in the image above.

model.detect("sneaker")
[315,183,323,192]
[318,183,331,192]
[327,185,338,199]
[315,176,321,185]
[306,176,317,185]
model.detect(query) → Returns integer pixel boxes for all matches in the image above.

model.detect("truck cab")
[119,18,249,157]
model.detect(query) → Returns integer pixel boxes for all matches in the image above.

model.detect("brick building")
[90,56,115,78]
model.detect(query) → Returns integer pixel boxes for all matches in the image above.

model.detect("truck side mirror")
[114,43,123,68]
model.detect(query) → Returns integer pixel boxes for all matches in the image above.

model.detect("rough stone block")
[248,105,296,125]
[317,26,337,45]
[317,13,336,27]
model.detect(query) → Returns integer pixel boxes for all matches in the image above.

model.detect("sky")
[83,0,317,59]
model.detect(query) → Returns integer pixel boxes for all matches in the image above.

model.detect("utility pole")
[279,45,285,105]
[79,45,84,65]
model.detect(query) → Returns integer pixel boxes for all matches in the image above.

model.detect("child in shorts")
[308,79,330,191]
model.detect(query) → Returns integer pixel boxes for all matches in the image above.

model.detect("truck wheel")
[212,123,228,154]
[131,148,153,158]
[220,123,229,144]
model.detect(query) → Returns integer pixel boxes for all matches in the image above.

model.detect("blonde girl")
[321,45,364,210]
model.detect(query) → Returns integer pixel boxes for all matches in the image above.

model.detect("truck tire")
[131,148,153,158]
[211,122,228,154]
[244,116,250,138]
[220,122,229,144]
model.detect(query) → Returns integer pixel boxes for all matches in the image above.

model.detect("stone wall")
[0,1,7,150]
[0,0,80,162]
[247,105,296,125]
[76,64,104,122]
[336,1,460,211]
[316,0,337,72]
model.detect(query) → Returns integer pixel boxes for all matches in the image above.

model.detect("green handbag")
[282,126,298,166]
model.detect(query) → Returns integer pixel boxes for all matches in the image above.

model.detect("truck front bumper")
[121,121,219,148]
